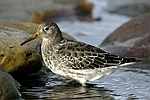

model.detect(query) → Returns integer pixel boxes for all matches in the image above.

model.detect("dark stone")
[0,68,21,100]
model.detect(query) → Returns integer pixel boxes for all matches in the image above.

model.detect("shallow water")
[15,0,150,99]
[18,63,150,100]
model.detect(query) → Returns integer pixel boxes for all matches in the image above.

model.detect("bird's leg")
[81,83,87,87]
[78,79,87,87]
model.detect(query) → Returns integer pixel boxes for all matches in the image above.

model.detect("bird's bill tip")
[20,32,40,46]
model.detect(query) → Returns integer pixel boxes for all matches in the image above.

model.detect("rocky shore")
[0,0,150,99]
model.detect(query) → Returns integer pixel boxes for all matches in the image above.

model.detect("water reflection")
[19,72,114,100]
[44,85,114,100]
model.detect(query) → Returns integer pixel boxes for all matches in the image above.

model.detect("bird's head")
[21,22,63,46]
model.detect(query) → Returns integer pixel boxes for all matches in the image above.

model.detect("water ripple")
[93,64,150,99]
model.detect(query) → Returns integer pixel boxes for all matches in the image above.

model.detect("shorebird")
[21,22,138,86]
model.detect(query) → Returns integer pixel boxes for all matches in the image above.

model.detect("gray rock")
[0,68,21,100]
[105,0,150,17]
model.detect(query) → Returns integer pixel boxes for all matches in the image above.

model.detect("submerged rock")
[0,68,20,100]
[100,13,150,58]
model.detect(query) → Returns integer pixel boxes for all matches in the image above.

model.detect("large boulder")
[0,25,42,75]
[0,21,75,75]
[0,68,20,100]
[100,13,150,58]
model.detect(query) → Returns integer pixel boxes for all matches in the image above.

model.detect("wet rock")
[0,68,20,100]
[106,0,150,17]
[100,13,150,58]
[0,25,42,75]
[0,21,75,75]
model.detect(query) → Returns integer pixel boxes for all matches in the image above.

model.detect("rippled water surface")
[19,63,150,100]
[17,0,150,99]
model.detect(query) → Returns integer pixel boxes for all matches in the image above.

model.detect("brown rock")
[100,13,150,58]
[0,68,20,100]
[30,11,43,24]
[76,0,93,14]
[0,21,39,35]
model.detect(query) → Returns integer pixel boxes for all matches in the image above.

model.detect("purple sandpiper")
[21,22,139,86]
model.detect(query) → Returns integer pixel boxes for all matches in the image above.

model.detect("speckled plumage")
[21,22,138,86]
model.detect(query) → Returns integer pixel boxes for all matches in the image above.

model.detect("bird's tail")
[120,57,141,66]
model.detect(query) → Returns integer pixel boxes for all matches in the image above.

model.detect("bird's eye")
[44,27,49,31]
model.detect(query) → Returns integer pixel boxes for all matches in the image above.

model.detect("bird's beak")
[21,32,40,46]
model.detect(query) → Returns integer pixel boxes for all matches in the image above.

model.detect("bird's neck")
[42,35,63,46]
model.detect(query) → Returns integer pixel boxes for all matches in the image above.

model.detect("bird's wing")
[56,39,136,70]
